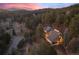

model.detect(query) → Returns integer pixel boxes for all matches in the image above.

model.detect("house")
[44,26,64,45]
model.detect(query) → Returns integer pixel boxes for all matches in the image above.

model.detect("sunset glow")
[0,3,75,10]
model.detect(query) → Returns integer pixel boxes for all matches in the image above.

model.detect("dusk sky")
[0,3,75,10]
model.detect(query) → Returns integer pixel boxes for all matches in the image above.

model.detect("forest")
[0,4,79,55]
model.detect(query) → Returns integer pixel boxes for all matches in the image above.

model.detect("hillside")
[0,4,79,55]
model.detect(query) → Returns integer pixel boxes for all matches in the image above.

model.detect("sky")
[38,3,75,8]
[0,3,75,10]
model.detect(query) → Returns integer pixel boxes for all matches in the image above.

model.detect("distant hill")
[0,4,79,15]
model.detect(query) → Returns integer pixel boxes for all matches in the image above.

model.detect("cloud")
[0,3,42,10]
[0,3,75,10]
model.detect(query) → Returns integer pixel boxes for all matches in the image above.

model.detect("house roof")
[44,26,52,32]
[47,29,61,42]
